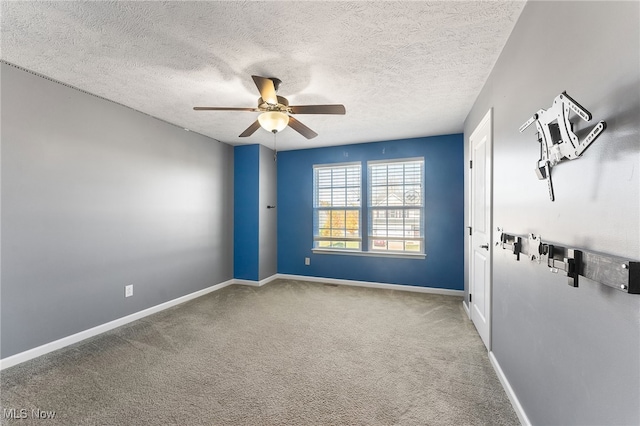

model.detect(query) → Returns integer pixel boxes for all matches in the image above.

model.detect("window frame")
[312,162,362,251]
[312,157,425,259]
[367,158,425,255]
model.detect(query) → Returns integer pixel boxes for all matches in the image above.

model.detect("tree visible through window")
[313,163,361,250]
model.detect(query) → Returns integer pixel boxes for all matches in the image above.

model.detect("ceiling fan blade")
[194,107,259,111]
[289,104,346,115]
[239,120,262,137]
[251,76,278,105]
[288,116,318,139]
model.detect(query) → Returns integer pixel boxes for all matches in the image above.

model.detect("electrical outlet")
[125,285,133,298]
[305,257,310,266]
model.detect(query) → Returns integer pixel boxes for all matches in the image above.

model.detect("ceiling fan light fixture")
[258,111,289,133]
[194,75,344,139]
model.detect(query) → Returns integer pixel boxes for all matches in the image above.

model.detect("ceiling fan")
[193,75,346,139]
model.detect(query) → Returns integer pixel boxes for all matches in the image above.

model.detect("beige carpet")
[1,279,518,425]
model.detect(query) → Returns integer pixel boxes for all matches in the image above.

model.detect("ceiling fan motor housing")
[258,95,289,112]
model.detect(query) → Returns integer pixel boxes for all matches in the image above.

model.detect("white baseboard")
[0,279,235,371]
[489,351,531,426]
[276,274,464,297]
[233,274,279,287]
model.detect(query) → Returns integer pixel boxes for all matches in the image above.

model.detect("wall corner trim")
[233,275,279,287]
[0,279,235,371]
[276,274,464,296]
[489,351,531,426]
[462,300,471,319]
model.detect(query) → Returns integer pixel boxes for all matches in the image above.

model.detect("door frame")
[468,108,493,350]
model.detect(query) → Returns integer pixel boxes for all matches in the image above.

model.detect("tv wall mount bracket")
[497,229,639,294]
[519,91,606,201]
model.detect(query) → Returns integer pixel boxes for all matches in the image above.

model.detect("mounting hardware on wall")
[519,91,607,201]
[545,245,582,288]
[528,234,543,263]
[499,232,522,260]
[497,230,639,294]
[267,205,276,209]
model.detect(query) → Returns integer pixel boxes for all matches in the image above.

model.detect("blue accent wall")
[277,135,464,290]
[234,145,260,280]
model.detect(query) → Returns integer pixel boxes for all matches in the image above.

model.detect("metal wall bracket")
[520,92,606,201]
[499,232,522,260]
[497,230,639,294]
[529,234,543,263]
[546,245,582,288]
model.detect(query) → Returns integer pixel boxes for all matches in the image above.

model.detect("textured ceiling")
[2,1,525,151]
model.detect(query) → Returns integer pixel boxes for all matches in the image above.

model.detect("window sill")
[312,248,426,259]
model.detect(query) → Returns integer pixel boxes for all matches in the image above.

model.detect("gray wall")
[464,2,639,425]
[1,63,234,359]
[258,145,277,280]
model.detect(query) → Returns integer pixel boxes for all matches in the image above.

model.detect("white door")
[469,109,492,350]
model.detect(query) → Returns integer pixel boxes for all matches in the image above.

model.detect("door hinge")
[469,160,473,169]
[468,226,472,236]
[469,294,472,303]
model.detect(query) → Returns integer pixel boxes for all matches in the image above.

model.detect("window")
[313,163,361,250]
[312,158,424,256]
[368,159,424,253]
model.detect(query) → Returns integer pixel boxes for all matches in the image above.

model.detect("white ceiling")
[2,1,526,151]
